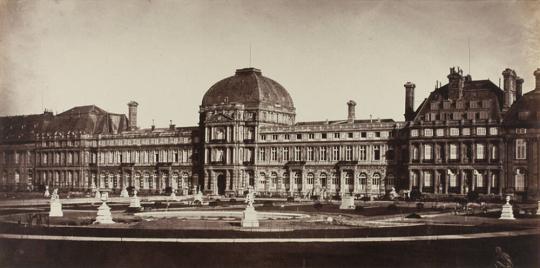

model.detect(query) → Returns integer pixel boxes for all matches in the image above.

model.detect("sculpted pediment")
[206,111,234,122]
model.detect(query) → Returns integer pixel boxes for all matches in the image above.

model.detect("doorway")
[217,174,226,195]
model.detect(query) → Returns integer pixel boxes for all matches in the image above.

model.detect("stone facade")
[1,67,539,200]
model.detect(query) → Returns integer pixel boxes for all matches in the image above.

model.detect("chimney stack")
[534,68,540,91]
[127,101,139,130]
[502,68,517,110]
[169,120,175,130]
[516,77,524,100]
[447,67,464,99]
[347,100,356,123]
[404,82,415,121]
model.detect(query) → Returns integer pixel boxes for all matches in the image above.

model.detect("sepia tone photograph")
[0,0,539,267]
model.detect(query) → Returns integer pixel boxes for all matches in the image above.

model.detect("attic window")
[518,111,529,120]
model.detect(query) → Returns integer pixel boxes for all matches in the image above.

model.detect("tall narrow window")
[294,147,301,161]
[476,144,485,160]
[332,146,340,161]
[306,147,314,161]
[449,144,458,160]
[515,139,527,159]
[424,171,432,187]
[424,144,432,160]
[359,146,367,161]
[345,146,353,161]
[270,147,277,161]
[448,170,457,187]
[283,147,289,161]
[319,147,327,161]
[373,145,381,161]
[515,169,526,191]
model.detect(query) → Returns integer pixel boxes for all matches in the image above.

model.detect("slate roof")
[202,68,295,111]
[503,87,540,128]
[0,105,129,142]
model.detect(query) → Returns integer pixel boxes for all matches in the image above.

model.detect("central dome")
[202,68,294,110]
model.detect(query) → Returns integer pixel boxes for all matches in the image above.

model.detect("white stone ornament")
[241,186,259,228]
[49,189,63,217]
[120,187,129,198]
[94,190,115,224]
[340,193,356,210]
[499,195,515,220]
[129,190,141,209]
[44,186,50,198]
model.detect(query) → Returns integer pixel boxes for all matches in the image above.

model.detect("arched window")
[271,172,278,187]
[181,172,189,188]
[515,169,526,191]
[282,172,289,186]
[307,173,314,184]
[345,172,353,185]
[373,173,381,186]
[14,171,20,184]
[319,173,328,187]
[359,173,368,185]
[294,172,302,184]
[331,172,339,185]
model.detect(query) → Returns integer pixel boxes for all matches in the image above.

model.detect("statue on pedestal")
[340,193,356,210]
[120,187,129,198]
[129,190,141,209]
[241,186,259,228]
[49,189,63,217]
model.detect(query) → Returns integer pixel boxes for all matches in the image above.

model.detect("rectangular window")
[491,145,497,160]
[450,128,459,136]
[443,101,451,109]
[516,139,527,159]
[284,134,290,140]
[307,147,314,161]
[296,134,302,140]
[260,135,266,141]
[462,128,470,136]
[424,172,432,187]
[259,148,266,161]
[334,133,340,139]
[272,134,278,141]
[321,133,327,139]
[476,127,486,136]
[319,147,327,161]
[476,144,485,160]
[373,145,381,161]
[348,132,354,138]
[515,171,526,191]
[475,172,484,187]
[294,147,301,161]
[479,111,488,119]
[450,144,458,160]
[332,146,340,161]
[375,132,380,138]
[424,144,432,160]
[449,172,457,187]
[436,129,444,137]
[345,146,353,161]
[271,147,277,161]
[308,133,314,140]
[361,132,367,138]
[411,129,419,137]
[283,147,289,161]
[489,127,498,135]
[359,146,367,161]
[424,129,433,137]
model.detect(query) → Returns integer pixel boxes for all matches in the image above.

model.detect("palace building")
[1,67,539,201]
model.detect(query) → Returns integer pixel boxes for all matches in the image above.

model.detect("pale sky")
[1,0,539,128]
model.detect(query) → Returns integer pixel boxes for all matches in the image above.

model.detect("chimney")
[534,68,540,91]
[447,67,464,99]
[502,68,517,110]
[127,101,139,130]
[404,82,415,121]
[169,120,175,130]
[347,100,356,123]
[516,77,524,100]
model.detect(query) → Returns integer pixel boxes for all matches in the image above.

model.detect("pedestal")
[340,194,356,210]
[129,196,141,209]
[499,198,515,220]
[44,189,50,198]
[120,187,129,198]
[241,206,259,228]
[49,200,63,217]
[95,191,101,199]
[94,202,115,224]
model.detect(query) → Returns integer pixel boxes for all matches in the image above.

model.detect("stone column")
[444,170,449,194]
[301,167,307,194]
[487,170,492,194]
[225,171,231,191]
[459,169,465,194]
[419,170,424,193]
[353,169,359,194]
[472,142,476,164]
[472,171,477,191]
[409,170,413,191]
[419,142,424,163]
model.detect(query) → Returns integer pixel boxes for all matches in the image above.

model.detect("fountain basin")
[134,210,309,220]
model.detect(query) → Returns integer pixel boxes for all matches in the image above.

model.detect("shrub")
[416,202,424,209]
[406,213,421,219]
[387,204,398,211]
[209,201,219,207]
[193,200,202,206]
[409,189,422,201]
[229,199,237,204]
[313,202,323,211]
[466,190,479,203]
[286,197,295,202]
[263,201,274,207]
[354,206,363,211]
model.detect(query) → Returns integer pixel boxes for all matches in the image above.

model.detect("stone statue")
[494,246,513,268]
[499,195,515,220]
[49,188,63,217]
[44,185,50,198]
[245,186,255,207]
